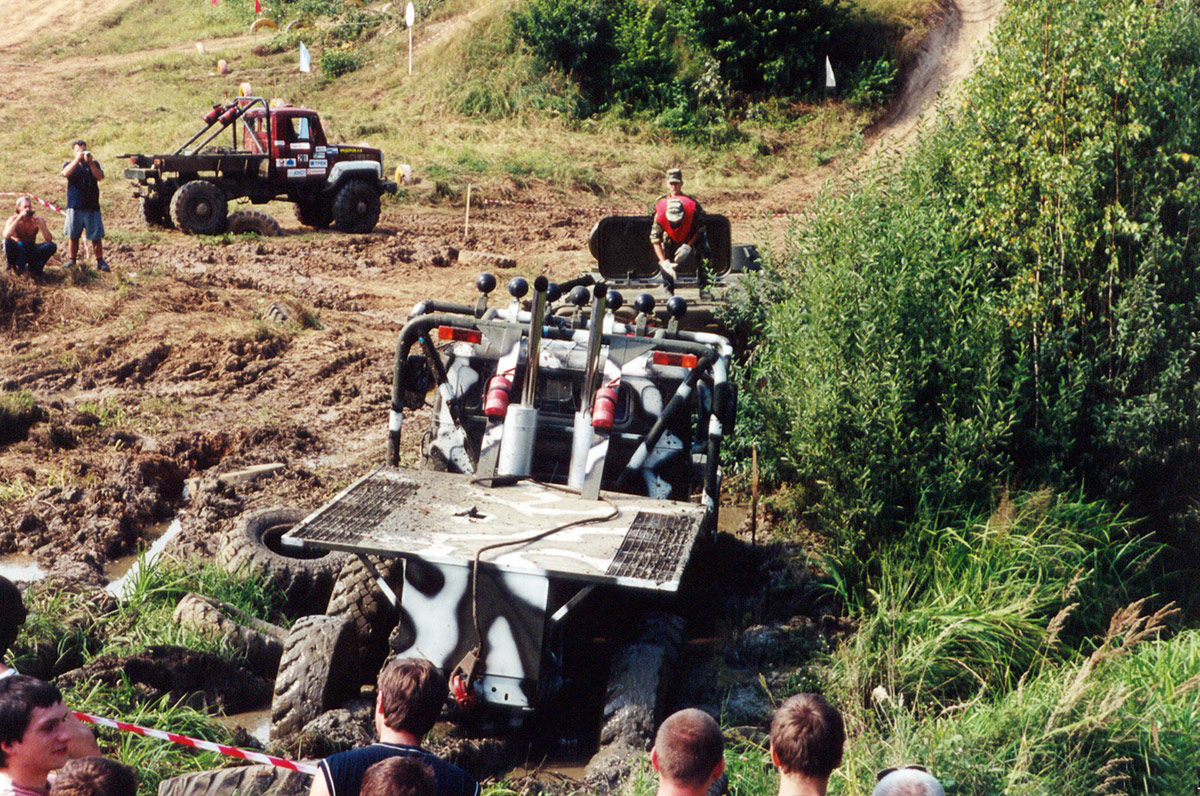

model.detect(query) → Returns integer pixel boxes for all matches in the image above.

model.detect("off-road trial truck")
[265,272,737,757]
[121,96,397,235]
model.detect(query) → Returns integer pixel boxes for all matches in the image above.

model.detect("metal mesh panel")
[605,511,699,583]
[296,468,419,545]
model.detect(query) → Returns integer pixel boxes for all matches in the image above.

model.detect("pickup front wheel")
[332,180,381,233]
[170,180,228,235]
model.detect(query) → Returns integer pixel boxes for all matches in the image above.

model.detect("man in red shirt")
[650,168,705,295]
[3,198,57,275]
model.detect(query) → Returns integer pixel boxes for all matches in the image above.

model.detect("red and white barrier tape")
[72,711,317,775]
[0,192,65,216]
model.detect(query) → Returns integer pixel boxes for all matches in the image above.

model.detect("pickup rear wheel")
[332,180,381,233]
[139,193,173,229]
[295,197,333,229]
[171,180,228,235]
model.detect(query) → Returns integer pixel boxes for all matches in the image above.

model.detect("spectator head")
[50,757,138,796]
[872,767,945,796]
[650,708,725,790]
[0,675,71,774]
[0,576,27,656]
[71,140,87,152]
[769,694,845,782]
[14,197,32,213]
[376,657,447,739]
[360,756,436,796]
[666,168,683,185]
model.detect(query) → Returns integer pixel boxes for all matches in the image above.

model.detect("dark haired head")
[360,756,436,796]
[652,709,724,787]
[51,757,138,796]
[71,140,87,150]
[376,658,446,739]
[769,694,844,781]
[0,675,64,767]
[0,576,27,655]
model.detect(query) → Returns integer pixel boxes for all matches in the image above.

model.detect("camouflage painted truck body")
[275,274,735,739]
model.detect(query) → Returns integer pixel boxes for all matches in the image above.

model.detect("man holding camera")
[61,140,109,272]
[3,197,57,275]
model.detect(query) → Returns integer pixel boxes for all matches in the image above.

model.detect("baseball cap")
[666,168,683,184]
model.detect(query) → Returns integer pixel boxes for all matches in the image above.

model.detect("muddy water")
[717,503,750,534]
[213,707,272,747]
[105,517,184,599]
[0,554,46,583]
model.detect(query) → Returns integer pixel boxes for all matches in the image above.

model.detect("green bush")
[508,0,618,112]
[679,0,850,96]
[320,47,362,77]
[740,0,1200,555]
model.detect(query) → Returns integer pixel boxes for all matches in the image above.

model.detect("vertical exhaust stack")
[569,283,608,489]
[498,276,550,477]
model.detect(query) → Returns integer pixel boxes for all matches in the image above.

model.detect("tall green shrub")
[743,0,1200,553]
[680,0,849,96]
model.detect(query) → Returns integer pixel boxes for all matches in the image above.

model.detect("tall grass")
[826,491,1162,712]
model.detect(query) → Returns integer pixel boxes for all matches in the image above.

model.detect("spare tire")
[219,507,348,619]
[227,209,283,237]
[271,615,359,740]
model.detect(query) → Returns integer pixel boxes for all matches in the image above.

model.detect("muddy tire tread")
[270,615,359,740]
[170,180,228,235]
[325,556,402,675]
[227,209,283,237]
[331,180,381,233]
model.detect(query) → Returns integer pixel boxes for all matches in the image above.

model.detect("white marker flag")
[299,41,311,73]
[825,56,836,89]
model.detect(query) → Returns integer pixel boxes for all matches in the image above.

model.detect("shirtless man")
[3,198,57,275]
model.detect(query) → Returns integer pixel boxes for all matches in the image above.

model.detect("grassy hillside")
[0,0,925,215]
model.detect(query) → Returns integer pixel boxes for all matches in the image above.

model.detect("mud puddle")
[0,554,46,583]
[213,707,272,747]
[718,503,750,534]
[105,517,184,599]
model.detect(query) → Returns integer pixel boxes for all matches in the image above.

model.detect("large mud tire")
[294,197,333,229]
[271,615,359,740]
[219,507,348,619]
[157,763,308,796]
[332,180,381,233]
[139,193,173,229]
[227,209,282,237]
[598,612,685,748]
[325,556,403,677]
[173,592,287,678]
[171,180,228,235]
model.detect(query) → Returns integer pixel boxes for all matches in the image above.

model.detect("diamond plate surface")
[605,511,700,583]
[297,468,419,545]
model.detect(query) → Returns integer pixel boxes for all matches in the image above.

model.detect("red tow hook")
[451,673,479,710]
